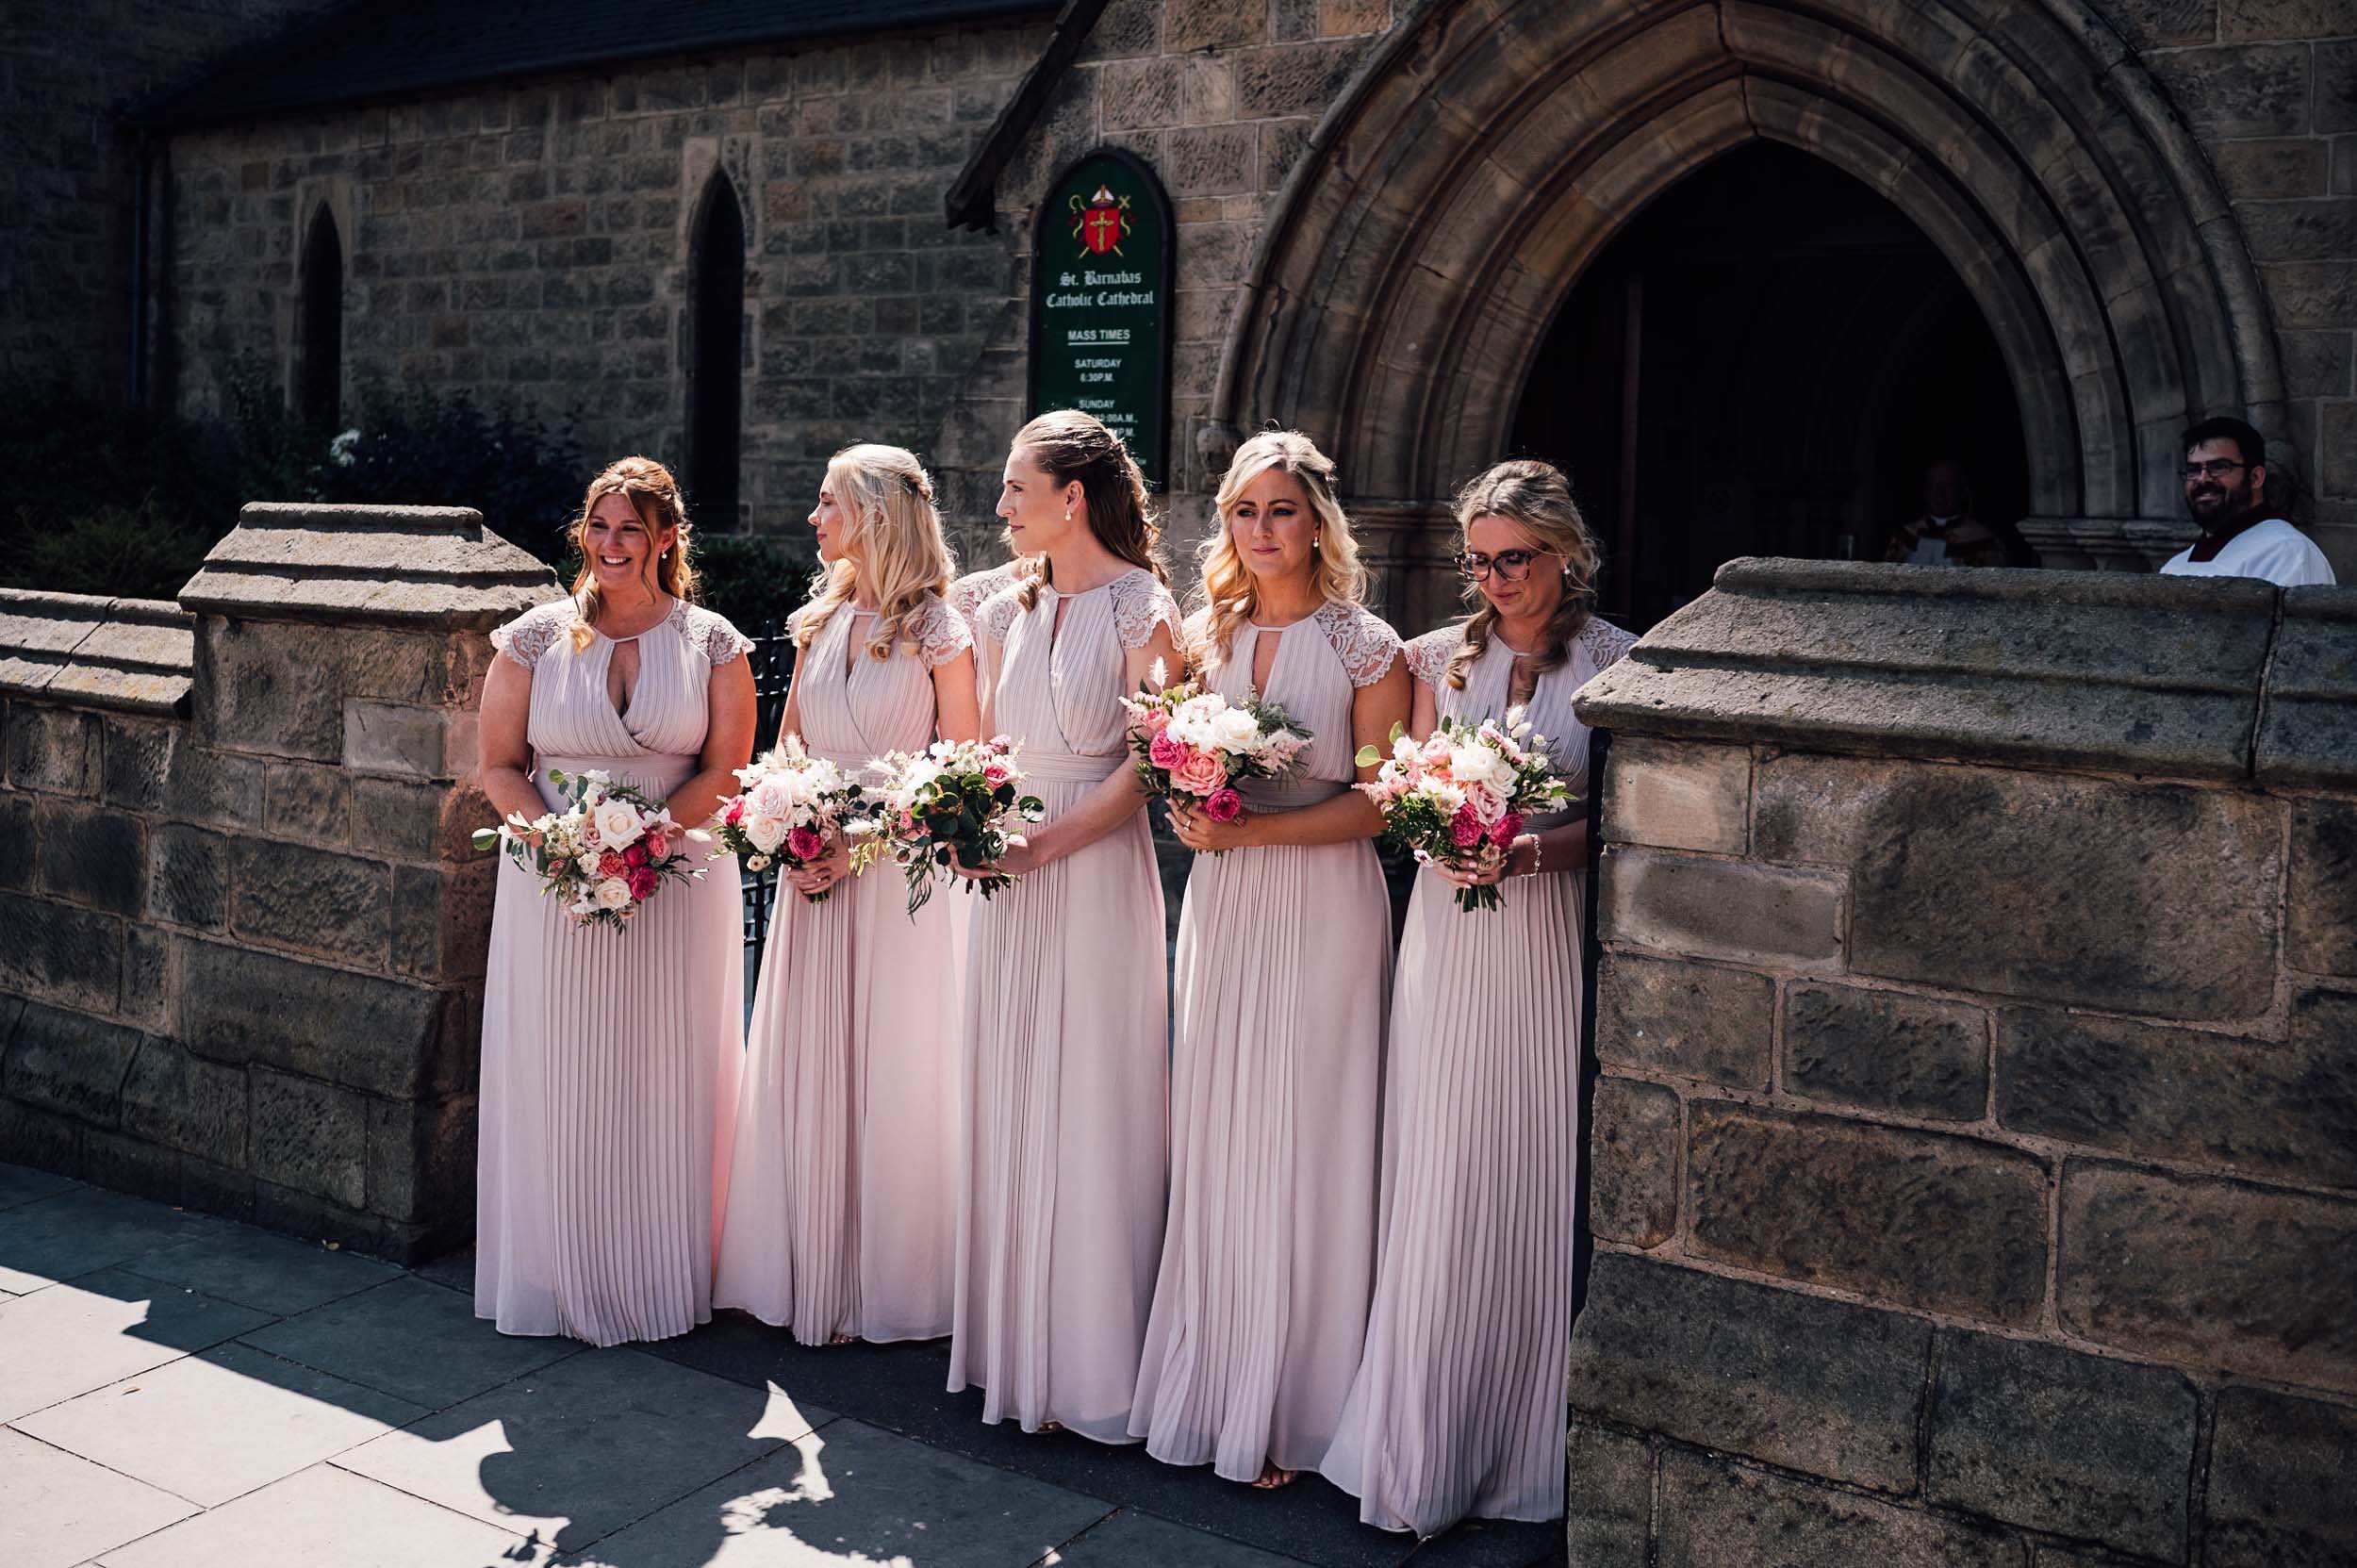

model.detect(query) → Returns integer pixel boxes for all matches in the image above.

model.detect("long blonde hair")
[1010,409,1167,610]
[793,443,956,660]
[567,455,697,652]
[1446,459,1599,689]
[1194,429,1368,664]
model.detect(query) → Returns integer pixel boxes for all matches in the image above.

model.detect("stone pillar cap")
[178,503,559,630]
[0,588,193,715]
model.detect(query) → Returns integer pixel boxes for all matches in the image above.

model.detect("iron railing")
[740,620,796,990]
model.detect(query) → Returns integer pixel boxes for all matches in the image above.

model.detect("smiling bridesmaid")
[715,444,980,1346]
[1129,430,1406,1488]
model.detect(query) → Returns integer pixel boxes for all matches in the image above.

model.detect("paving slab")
[1043,1508,1315,1565]
[0,1186,223,1294]
[17,1339,428,1506]
[117,1224,404,1316]
[95,1461,547,1568]
[337,1345,816,1555]
[562,1415,1117,1568]
[0,1160,78,1212]
[239,1274,577,1408]
[0,1426,196,1568]
[0,1267,272,1423]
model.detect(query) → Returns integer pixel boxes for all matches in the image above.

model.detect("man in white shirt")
[2159,416,2336,586]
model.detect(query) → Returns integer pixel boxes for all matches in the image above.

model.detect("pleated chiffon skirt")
[474,754,745,1347]
[715,860,962,1345]
[948,776,1169,1444]
[1320,867,1586,1535]
[1130,836,1390,1480]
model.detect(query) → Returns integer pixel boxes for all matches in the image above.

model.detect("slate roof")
[140,0,1056,128]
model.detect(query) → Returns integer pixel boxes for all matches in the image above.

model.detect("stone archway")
[1207,0,2287,622]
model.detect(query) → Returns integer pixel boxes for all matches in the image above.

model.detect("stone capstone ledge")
[178,503,556,630]
[1575,557,2279,780]
[2257,585,2357,790]
[0,589,193,716]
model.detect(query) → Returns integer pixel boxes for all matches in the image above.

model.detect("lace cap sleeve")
[1404,623,1467,689]
[1316,602,1402,688]
[1576,615,1639,673]
[1109,569,1179,652]
[975,584,1024,643]
[487,599,575,670]
[680,602,754,667]
[947,562,1017,624]
[912,594,974,668]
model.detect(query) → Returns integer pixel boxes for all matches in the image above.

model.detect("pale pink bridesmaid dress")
[1129,601,1399,1481]
[475,594,751,1346]
[715,594,971,1345]
[1319,613,1637,1534]
[948,568,1176,1444]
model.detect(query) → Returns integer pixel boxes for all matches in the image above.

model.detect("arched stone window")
[689,171,746,531]
[298,206,343,429]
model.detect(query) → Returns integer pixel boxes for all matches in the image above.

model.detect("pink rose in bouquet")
[859,735,1047,915]
[1168,746,1228,799]
[708,736,870,903]
[1353,708,1571,912]
[472,767,706,932]
[1203,787,1244,825]
[1120,661,1311,851]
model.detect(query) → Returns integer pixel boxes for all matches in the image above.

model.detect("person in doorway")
[2160,416,2335,586]
[1883,457,2007,567]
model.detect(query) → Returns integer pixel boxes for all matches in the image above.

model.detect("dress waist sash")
[534,753,697,812]
[1238,777,1351,813]
[1016,750,1127,785]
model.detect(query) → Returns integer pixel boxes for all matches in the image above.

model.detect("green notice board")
[1029,149,1176,488]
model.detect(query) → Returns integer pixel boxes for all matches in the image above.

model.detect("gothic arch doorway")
[1512,143,2031,627]
[689,171,747,532]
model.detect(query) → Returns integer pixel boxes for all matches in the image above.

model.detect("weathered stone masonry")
[0,505,552,1263]
[1572,559,2357,1567]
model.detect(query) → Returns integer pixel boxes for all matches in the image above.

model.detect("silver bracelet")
[1524,834,1542,877]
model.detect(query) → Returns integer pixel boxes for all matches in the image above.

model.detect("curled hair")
[566,455,697,652]
[1445,459,1600,690]
[1009,409,1166,610]
[1193,429,1368,663]
[794,443,957,661]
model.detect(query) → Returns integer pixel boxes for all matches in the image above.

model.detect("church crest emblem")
[1069,184,1131,257]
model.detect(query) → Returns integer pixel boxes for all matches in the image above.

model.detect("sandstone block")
[1564,1421,1650,1566]
[1847,768,2280,1021]
[1601,849,1844,969]
[343,701,476,781]
[1784,982,1987,1121]
[1925,1329,2196,1560]
[2059,1160,2357,1393]
[264,759,351,842]
[1567,1252,1929,1492]
[1997,995,2357,1189]
[1752,751,1904,867]
[2151,43,2313,138]
[1,1001,140,1126]
[1689,1103,2049,1326]
[1232,39,1362,120]
[230,839,392,967]
[121,926,171,1034]
[0,889,120,1014]
[80,1127,186,1206]
[352,776,493,864]
[193,618,345,760]
[1656,1450,2018,1568]
[365,1092,475,1224]
[1164,0,1267,50]
[1595,953,1773,1088]
[251,1067,367,1210]
[391,861,494,982]
[1590,1076,1678,1246]
[250,1176,382,1255]
[5,704,98,795]
[0,791,27,891]
[180,938,453,1098]
[118,1035,249,1167]
[150,824,230,931]
[2258,586,2357,788]
[2204,1384,2357,1567]
[1603,739,1750,855]
[0,1095,81,1172]
[2288,796,2357,977]
[35,797,145,916]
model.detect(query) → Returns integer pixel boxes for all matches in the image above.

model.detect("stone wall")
[0,505,552,1263]
[1569,558,2357,1566]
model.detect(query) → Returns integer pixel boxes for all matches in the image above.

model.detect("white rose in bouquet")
[594,878,633,911]
[745,813,789,854]
[591,799,644,850]
[1449,744,1506,789]
[1209,706,1261,751]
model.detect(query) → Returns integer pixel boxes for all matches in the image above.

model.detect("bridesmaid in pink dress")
[715,445,981,1345]
[1320,460,1637,1535]
[1129,431,1407,1487]
[474,456,756,1346]
[947,410,1182,1444]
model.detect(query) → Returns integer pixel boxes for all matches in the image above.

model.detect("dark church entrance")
[1511,143,2032,630]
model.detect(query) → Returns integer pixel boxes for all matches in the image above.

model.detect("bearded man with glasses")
[2159,415,2335,586]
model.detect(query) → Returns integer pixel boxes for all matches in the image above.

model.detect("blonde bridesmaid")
[1129,431,1407,1487]
[474,456,756,1346]
[948,410,1182,1443]
[1320,460,1636,1535]
[715,444,981,1345]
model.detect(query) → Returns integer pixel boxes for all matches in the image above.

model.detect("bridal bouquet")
[855,735,1046,915]
[1120,660,1310,828]
[710,736,870,902]
[1354,708,1570,912]
[472,767,706,930]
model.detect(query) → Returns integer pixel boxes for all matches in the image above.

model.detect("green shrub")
[6,498,213,602]
[318,382,586,563]
[689,533,820,635]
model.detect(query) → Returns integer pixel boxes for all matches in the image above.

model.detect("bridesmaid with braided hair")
[948,409,1183,1444]
[1320,459,1637,1535]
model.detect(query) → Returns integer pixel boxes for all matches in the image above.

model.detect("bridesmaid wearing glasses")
[1320,460,1636,1536]
[715,444,980,1346]
[1129,430,1406,1488]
